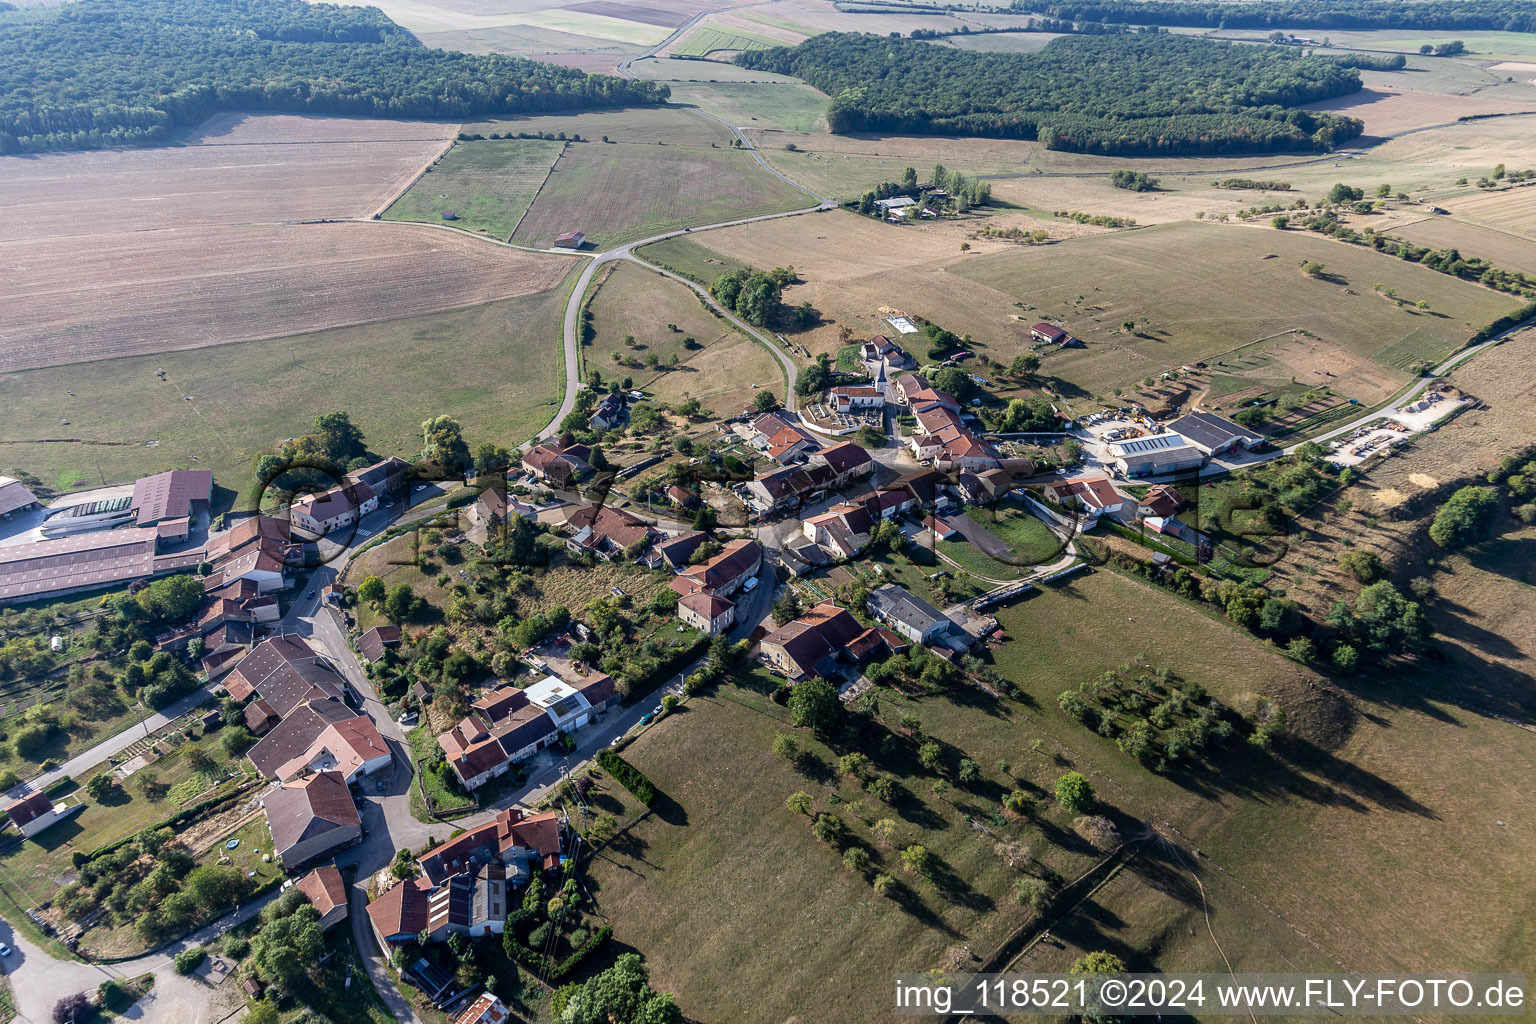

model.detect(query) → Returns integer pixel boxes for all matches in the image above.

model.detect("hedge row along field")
[0,0,670,153]
[736,33,1364,155]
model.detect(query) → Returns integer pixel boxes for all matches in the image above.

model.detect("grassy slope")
[382,139,564,240]
[511,142,810,249]
[951,220,1519,394]
[584,261,785,413]
[0,277,576,509]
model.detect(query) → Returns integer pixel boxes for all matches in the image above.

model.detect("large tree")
[788,677,841,735]
[250,902,324,992]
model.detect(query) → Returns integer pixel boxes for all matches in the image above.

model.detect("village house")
[860,335,911,372]
[247,699,389,782]
[759,602,892,680]
[262,770,362,869]
[564,505,655,561]
[809,442,875,488]
[589,393,628,431]
[346,457,413,500]
[465,487,534,529]
[651,530,708,570]
[678,591,736,634]
[1138,484,1183,519]
[1050,476,1125,515]
[366,808,563,956]
[1166,410,1265,457]
[829,386,885,413]
[358,624,402,664]
[764,425,820,465]
[294,864,350,930]
[666,484,698,509]
[801,502,876,560]
[290,482,377,537]
[867,583,956,645]
[740,411,798,450]
[5,791,80,839]
[521,441,593,488]
[202,516,295,594]
[673,538,761,598]
[741,461,836,514]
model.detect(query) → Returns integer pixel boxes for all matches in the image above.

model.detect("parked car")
[0,942,11,957]
[639,713,655,726]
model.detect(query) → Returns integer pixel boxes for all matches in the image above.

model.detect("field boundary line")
[507,141,568,242]
[370,129,462,220]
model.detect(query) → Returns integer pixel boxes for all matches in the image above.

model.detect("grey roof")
[1110,432,1196,455]
[867,583,951,636]
[1166,410,1262,450]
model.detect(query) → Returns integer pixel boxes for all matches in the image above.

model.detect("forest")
[1030,0,1536,33]
[736,33,1364,155]
[0,0,669,154]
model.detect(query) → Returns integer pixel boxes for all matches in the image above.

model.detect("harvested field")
[1283,117,1536,200]
[1300,85,1536,139]
[936,30,1062,53]
[417,26,642,64]
[383,138,565,240]
[1390,213,1536,273]
[1441,184,1536,240]
[0,113,457,241]
[0,280,577,500]
[0,221,576,371]
[511,142,810,248]
[357,0,673,45]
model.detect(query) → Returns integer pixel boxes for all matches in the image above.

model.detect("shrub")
[811,813,845,846]
[1055,771,1095,813]
[594,749,656,806]
[1429,486,1499,549]
[842,847,870,872]
[173,947,208,974]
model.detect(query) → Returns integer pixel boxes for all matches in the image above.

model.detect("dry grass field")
[954,220,1519,392]
[0,221,576,371]
[1441,183,1536,239]
[0,113,457,239]
[1390,213,1536,273]
[585,262,787,410]
[664,81,829,132]
[383,138,565,239]
[0,280,577,501]
[681,212,1516,396]
[510,141,811,247]
[587,565,1536,1019]
[464,105,733,147]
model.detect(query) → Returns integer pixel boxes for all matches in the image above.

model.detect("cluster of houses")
[436,674,620,792]
[759,580,966,681]
[214,635,393,866]
[288,458,412,539]
[366,806,567,998]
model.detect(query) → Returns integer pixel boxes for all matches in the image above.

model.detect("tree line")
[1027,0,1536,33]
[0,0,669,154]
[735,33,1364,156]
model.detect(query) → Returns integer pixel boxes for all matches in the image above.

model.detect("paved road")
[7,683,219,801]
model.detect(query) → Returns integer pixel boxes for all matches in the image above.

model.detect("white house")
[678,591,736,635]
[829,386,885,413]
[290,482,377,536]
[523,676,594,733]
[6,791,80,839]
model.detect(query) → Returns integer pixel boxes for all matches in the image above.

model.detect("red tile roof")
[295,864,348,918]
